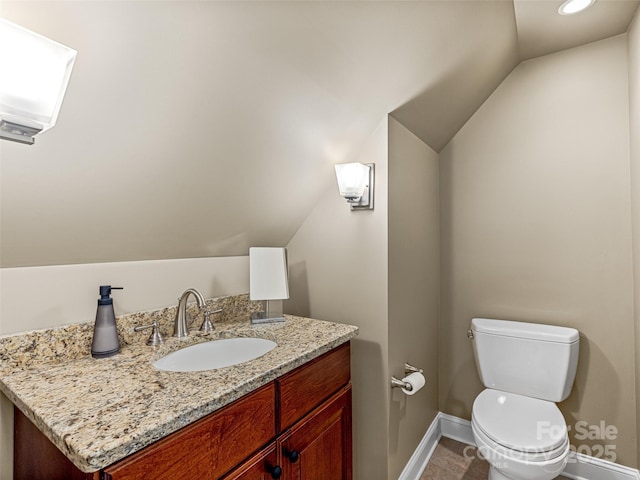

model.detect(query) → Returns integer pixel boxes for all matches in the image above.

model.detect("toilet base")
[488,462,566,480]
[487,463,564,480]
[488,465,518,480]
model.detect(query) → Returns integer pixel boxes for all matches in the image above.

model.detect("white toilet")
[470,318,580,480]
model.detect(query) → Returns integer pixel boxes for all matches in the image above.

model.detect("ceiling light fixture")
[558,0,596,15]
[0,19,77,145]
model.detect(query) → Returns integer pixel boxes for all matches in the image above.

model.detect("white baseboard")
[397,412,443,480]
[438,413,474,446]
[562,451,640,480]
[398,413,640,480]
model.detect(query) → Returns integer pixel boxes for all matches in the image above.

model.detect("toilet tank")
[471,318,579,402]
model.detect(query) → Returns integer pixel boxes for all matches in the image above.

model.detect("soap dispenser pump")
[91,285,123,358]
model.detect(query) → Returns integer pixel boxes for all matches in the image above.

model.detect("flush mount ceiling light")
[0,19,77,145]
[558,0,596,15]
[334,162,374,211]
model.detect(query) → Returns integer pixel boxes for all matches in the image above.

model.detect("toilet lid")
[472,389,567,453]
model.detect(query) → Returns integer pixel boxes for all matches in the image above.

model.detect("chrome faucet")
[173,288,207,338]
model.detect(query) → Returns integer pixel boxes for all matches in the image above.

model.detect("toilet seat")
[472,417,568,463]
[472,389,568,458]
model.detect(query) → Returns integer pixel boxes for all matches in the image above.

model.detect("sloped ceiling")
[0,1,637,267]
[515,0,640,61]
[390,2,519,152]
[393,0,639,151]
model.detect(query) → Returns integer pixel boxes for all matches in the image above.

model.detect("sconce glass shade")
[0,19,77,144]
[335,163,370,202]
[334,162,374,210]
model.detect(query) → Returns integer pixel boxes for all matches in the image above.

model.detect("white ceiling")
[515,0,640,61]
[0,0,638,267]
[393,0,640,151]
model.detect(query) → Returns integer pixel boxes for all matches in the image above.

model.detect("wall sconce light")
[0,19,77,145]
[334,162,375,211]
[249,247,289,324]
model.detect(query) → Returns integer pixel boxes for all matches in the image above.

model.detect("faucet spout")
[173,288,207,338]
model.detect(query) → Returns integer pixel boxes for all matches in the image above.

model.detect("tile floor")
[419,437,569,480]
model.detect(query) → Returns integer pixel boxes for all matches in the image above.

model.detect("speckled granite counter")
[0,295,358,473]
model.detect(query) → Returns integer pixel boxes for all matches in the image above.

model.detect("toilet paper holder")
[391,363,423,391]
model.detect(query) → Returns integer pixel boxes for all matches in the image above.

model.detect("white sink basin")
[153,337,277,372]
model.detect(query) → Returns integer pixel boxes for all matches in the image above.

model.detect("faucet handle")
[134,319,164,346]
[200,308,222,334]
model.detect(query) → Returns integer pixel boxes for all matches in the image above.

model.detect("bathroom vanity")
[15,343,351,480]
[0,296,357,480]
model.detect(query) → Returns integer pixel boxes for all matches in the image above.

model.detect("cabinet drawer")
[220,443,278,480]
[103,383,276,480]
[278,343,350,431]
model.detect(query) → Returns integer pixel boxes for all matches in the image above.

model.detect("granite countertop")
[0,298,358,473]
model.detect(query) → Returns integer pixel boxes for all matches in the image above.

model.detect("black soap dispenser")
[91,285,123,358]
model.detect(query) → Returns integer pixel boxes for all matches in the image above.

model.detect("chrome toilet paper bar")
[391,376,413,390]
[404,363,423,374]
[390,363,424,391]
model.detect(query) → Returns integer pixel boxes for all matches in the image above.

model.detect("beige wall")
[388,117,439,479]
[0,256,249,479]
[0,1,519,269]
[1,5,637,478]
[439,34,637,467]
[628,4,640,469]
[0,257,249,335]
[287,116,441,480]
[2,114,441,480]
[286,118,390,479]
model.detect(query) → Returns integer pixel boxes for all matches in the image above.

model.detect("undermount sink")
[153,337,277,372]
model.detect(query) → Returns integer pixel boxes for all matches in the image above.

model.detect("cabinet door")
[221,444,282,480]
[280,386,352,480]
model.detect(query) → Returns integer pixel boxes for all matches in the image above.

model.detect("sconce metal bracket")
[350,163,374,211]
[0,120,41,145]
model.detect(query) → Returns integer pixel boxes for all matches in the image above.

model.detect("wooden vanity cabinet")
[14,342,352,480]
[276,343,352,480]
[221,386,352,480]
[221,343,352,480]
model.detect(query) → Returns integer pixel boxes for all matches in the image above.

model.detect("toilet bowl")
[471,389,570,480]
[469,318,580,480]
